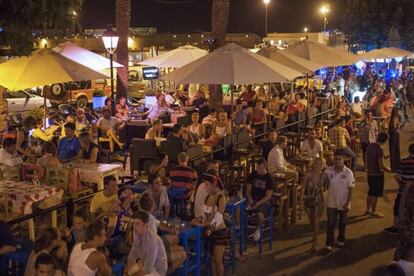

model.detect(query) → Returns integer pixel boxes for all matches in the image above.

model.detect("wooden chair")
[131,138,159,175]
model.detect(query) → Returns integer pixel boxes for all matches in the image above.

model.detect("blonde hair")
[310,157,326,171]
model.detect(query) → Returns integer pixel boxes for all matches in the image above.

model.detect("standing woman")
[388,107,402,172]
[16,116,36,158]
[303,157,328,252]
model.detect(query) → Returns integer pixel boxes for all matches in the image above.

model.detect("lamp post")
[304,27,308,33]
[263,0,270,38]
[320,5,330,33]
[102,26,119,115]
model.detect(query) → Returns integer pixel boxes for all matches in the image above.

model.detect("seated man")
[34,253,55,276]
[57,122,80,163]
[90,176,119,215]
[300,129,323,159]
[262,129,277,160]
[67,222,112,276]
[167,124,188,149]
[0,138,22,181]
[0,220,16,255]
[246,158,274,241]
[96,107,124,152]
[268,135,299,182]
[170,152,198,199]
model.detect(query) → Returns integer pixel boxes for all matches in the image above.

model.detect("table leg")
[51,210,57,228]
[28,218,35,241]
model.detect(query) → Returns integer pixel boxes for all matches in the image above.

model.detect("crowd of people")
[0,66,413,276]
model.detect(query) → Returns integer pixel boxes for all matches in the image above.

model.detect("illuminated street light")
[102,26,119,115]
[319,5,330,33]
[304,27,308,33]
[263,0,270,37]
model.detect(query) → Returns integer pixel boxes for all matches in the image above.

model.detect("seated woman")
[126,211,168,276]
[214,112,232,138]
[145,118,163,140]
[115,97,130,121]
[149,154,169,186]
[193,174,229,276]
[250,100,267,133]
[174,90,189,106]
[24,228,67,276]
[77,131,100,163]
[75,108,89,135]
[188,112,206,142]
[143,174,170,218]
[35,142,60,183]
[191,89,207,109]
[16,115,36,158]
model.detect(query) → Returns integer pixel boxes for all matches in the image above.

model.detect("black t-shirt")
[0,220,16,248]
[248,171,274,202]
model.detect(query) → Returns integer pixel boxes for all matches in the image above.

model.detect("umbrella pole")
[230,86,234,164]
[306,73,310,99]
[44,95,47,129]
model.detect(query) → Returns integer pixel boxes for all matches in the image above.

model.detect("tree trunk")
[209,0,231,110]
[115,0,131,99]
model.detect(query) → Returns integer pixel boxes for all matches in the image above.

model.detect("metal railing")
[7,108,335,236]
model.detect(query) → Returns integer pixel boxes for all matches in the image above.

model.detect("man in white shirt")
[0,137,23,168]
[300,129,323,159]
[144,95,174,120]
[268,135,299,182]
[325,152,355,251]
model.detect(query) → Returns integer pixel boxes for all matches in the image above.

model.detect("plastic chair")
[0,239,34,276]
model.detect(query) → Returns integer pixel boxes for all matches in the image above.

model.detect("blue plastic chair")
[0,239,34,276]
[168,188,187,218]
[111,261,125,276]
[246,207,275,256]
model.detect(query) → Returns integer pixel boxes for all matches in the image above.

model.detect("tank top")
[68,243,98,276]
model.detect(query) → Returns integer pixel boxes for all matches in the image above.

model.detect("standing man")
[385,143,414,234]
[359,110,378,170]
[325,152,355,251]
[365,132,391,217]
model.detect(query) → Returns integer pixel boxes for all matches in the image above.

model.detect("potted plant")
[92,89,106,109]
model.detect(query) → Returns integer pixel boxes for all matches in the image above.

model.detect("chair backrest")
[130,139,158,173]
[45,166,69,194]
[160,140,185,162]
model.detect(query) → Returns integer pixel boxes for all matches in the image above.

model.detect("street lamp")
[304,27,308,33]
[102,26,119,114]
[320,5,330,33]
[263,0,270,38]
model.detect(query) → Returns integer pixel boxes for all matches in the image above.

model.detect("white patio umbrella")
[257,47,324,74]
[140,44,208,68]
[0,48,109,125]
[360,47,414,61]
[53,42,123,71]
[162,43,304,85]
[284,40,360,67]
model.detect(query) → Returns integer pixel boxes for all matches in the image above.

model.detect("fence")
[7,108,334,238]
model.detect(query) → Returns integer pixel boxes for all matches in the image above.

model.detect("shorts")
[255,201,271,216]
[367,174,384,197]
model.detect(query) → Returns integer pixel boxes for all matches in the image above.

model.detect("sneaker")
[370,212,384,218]
[325,246,334,252]
[253,229,261,241]
[364,210,372,216]
[384,226,399,234]
[336,241,345,247]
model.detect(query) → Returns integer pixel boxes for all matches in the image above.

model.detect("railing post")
[66,197,74,227]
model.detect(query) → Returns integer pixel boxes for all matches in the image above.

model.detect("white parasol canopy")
[53,42,123,71]
[284,40,360,67]
[257,47,324,74]
[0,48,109,91]
[360,47,414,61]
[139,44,208,68]
[162,43,303,85]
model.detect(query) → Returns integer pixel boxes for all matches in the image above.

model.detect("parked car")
[45,79,112,108]
[128,69,149,99]
[4,90,51,114]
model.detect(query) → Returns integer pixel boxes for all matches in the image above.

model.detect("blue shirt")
[57,136,80,161]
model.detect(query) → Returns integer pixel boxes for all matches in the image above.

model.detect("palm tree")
[209,0,231,109]
[115,0,131,98]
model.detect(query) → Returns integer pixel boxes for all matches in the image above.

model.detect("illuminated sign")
[142,67,159,80]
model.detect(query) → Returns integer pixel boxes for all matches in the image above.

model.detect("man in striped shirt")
[170,152,198,198]
[384,143,414,234]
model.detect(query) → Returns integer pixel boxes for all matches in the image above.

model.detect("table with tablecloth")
[0,181,63,240]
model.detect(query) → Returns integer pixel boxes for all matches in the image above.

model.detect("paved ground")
[236,111,414,276]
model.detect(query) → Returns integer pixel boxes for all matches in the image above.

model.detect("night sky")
[81,0,345,34]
